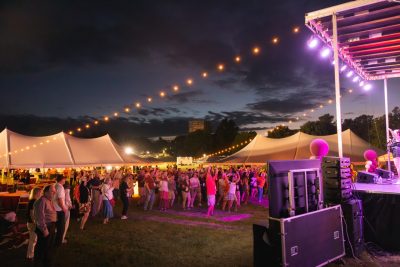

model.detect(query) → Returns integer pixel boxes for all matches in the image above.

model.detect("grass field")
[1,198,400,267]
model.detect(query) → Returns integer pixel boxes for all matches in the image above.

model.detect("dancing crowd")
[23,166,267,267]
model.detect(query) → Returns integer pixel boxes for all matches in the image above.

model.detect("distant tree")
[300,114,336,135]
[268,126,298,138]
[213,119,239,150]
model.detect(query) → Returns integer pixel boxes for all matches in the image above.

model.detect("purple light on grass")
[340,65,347,72]
[359,81,365,87]
[352,76,359,82]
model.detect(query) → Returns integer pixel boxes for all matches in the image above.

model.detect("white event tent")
[213,129,383,164]
[0,129,147,168]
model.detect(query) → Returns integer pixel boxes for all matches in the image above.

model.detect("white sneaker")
[121,215,128,220]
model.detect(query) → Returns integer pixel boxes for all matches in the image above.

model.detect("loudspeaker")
[341,199,364,257]
[356,171,378,184]
[375,168,394,179]
[322,157,352,204]
[258,206,345,267]
[322,157,350,168]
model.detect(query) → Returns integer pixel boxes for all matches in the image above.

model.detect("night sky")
[1,0,399,137]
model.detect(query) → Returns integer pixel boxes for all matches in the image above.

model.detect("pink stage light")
[320,47,331,58]
[346,71,353,78]
[308,37,319,49]
[352,76,359,82]
[363,84,372,91]
[340,65,347,72]
[359,81,365,87]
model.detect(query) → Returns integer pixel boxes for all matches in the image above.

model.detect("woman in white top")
[159,174,169,211]
[102,178,114,224]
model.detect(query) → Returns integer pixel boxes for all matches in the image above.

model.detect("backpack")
[73,184,80,203]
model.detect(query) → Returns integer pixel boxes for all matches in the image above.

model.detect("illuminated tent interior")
[0,129,147,168]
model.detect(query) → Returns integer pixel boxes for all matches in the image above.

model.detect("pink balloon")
[310,139,330,158]
[363,149,377,161]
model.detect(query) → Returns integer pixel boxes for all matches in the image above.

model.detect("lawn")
[1,198,399,267]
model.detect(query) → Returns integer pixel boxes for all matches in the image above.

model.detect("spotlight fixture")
[307,36,319,49]
[346,71,354,78]
[320,47,331,58]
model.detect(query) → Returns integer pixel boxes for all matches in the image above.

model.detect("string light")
[85,124,90,129]
[77,128,82,132]
[68,131,74,135]
[173,85,179,92]
[94,120,99,125]
[252,46,260,55]
[68,32,307,135]
[135,102,141,108]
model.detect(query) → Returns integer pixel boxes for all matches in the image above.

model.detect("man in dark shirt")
[87,174,102,216]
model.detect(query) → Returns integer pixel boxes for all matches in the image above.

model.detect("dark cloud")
[137,107,181,116]
[166,90,204,104]
[205,111,292,127]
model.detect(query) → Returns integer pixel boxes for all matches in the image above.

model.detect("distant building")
[188,120,206,133]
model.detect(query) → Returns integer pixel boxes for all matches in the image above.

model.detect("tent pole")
[332,13,343,158]
[384,78,391,173]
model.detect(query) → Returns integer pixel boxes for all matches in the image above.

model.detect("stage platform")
[353,181,400,195]
[352,181,400,251]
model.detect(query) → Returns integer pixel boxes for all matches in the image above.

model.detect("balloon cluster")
[364,149,378,173]
[309,139,329,160]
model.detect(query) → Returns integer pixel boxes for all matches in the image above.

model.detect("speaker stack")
[322,157,352,204]
[322,156,364,257]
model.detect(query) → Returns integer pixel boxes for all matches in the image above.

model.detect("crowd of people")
[21,165,267,267]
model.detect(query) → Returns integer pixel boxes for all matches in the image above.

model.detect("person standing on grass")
[143,173,156,211]
[233,172,241,209]
[241,173,250,204]
[257,172,266,203]
[217,171,226,206]
[181,174,191,210]
[78,177,91,230]
[137,169,146,206]
[102,177,114,224]
[53,175,67,247]
[87,172,102,217]
[159,174,169,211]
[33,184,57,267]
[206,167,218,217]
[62,182,72,244]
[120,175,132,220]
[189,172,200,208]
[168,174,176,208]
[222,175,237,212]
[26,187,42,260]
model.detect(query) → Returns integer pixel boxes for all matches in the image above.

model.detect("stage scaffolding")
[305,0,400,170]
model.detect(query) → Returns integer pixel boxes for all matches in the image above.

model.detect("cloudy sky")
[1,0,399,137]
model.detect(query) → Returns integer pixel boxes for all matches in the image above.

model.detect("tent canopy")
[0,129,148,168]
[211,129,383,164]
